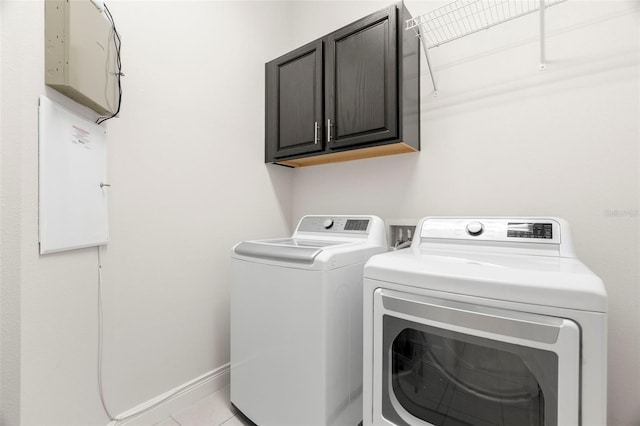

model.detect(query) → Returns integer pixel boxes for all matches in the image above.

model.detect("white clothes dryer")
[231,215,387,426]
[363,217,607,426]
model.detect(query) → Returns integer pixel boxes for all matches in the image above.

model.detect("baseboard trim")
[108,363,230,426]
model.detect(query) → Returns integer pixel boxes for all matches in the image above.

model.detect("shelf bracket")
[419,35,439,97]
[540,0,547,70]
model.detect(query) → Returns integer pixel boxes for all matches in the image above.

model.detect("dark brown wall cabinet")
[265,2,419,167]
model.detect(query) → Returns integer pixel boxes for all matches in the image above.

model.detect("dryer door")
[372,289,580,426]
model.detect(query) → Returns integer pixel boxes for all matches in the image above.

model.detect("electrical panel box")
[45,0,118,116]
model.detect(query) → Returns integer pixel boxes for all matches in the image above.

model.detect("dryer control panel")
[420,218,562,245]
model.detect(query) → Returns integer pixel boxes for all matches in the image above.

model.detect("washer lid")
[260,238,345,248]
[232,215,388,269]
[364,249,607,312]
[233,239,345,264]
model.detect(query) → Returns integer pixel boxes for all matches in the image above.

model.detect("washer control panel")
[421,218,561,244]
[297,216,371,234]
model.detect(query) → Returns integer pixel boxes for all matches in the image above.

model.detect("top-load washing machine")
[363,217,607,426]
[231,215,387,426]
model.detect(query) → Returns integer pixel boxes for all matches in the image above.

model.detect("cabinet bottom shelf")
[274,142,418,168]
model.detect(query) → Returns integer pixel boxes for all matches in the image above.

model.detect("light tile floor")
[153,386,255,426]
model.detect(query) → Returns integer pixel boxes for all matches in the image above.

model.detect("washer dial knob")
[466,221,484,236]
[323,218,334,229]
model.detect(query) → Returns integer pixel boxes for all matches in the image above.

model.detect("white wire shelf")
[406,0,566,49]
[406,0,568,95]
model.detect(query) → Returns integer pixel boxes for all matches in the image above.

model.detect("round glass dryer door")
[374,290,580,426]
[389,327,554,425]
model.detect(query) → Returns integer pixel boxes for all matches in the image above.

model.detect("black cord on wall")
[96,3,123,125]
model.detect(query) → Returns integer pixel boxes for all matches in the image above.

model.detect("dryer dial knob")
[466,221,484,236]
[323,219,334,229]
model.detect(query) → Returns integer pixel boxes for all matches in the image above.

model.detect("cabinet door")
[265,40,324,161]
[325,6,398,150]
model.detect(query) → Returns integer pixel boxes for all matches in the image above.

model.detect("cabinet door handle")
[327,119,332,143]
[314,121,319,144]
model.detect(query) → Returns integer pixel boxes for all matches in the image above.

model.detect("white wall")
[1,2,36,423]
[0,0,4,418]
[1,1,293,425]
[2,1,638,425]
[287,1,640,425]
